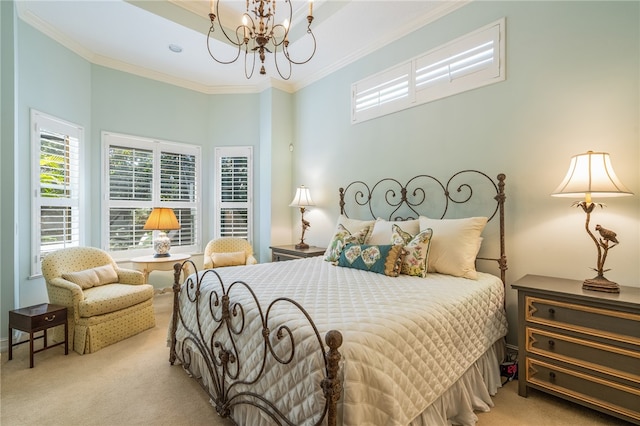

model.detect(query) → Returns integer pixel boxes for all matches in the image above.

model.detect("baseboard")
[0,337,7,353]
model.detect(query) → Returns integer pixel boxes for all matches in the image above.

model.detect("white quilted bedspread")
[173,257,508,426]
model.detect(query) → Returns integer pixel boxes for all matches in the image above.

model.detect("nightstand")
[270,245,326,262]
[512,274,640,424]
[8,303,68,368]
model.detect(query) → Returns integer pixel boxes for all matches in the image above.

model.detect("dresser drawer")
[526,358,640,423]
[525,296,640,345]
[526,327,640,382]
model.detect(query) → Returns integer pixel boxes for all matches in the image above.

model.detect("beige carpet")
[1,293,631,426]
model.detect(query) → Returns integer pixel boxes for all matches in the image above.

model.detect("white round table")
[130,253,192,284]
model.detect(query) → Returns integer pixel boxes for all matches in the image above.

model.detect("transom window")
[352,18,505,124]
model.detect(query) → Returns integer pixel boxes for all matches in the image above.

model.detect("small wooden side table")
[130,253,192,284]
[9,303,68,368]
[270,245,326,262]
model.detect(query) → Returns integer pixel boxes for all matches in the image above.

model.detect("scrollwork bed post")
[495,174,508,286]
[169,262,183,365]
[322,330,343,426]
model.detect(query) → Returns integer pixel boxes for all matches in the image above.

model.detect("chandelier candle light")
[207,0,316,79]
[552,151,633,293]
[290,185,315,249]
[143,208,181,258]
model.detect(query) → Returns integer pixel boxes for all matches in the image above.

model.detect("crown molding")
[17,1,469,96]
[290,1,471,92]
[18,5,271,94]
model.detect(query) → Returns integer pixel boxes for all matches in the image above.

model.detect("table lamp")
[143,207,181,257]
[552,151,633,292]
[289,185,315,249]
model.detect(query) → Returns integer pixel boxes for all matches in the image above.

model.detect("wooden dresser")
[512,274,640,424]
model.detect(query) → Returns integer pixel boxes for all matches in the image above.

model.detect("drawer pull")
[548,308,555,316]
[549,372,556,382]
[548,339,555,348]
[44,315,56,322]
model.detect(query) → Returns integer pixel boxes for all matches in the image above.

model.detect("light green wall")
[90,65,210,252]
[2,11,284,344]
[2,1,638,349]
[15,17,92,308]
[1,0,18,345]
[291,1,640,345]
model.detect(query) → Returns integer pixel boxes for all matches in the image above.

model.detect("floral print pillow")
[323,224,372,262]
[391,224,433,277]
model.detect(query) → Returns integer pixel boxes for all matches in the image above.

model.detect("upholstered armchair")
[203,237,258,269]
[42,247,156,354]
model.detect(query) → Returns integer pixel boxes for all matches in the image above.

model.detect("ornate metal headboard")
[338,170,507,284]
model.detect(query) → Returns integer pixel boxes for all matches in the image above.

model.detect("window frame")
[101,131,201,260]
[352,18,505,124]
[214,146,253,242]
[30,109,85,277]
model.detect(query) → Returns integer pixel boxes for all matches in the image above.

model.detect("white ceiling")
[16,0,469,94]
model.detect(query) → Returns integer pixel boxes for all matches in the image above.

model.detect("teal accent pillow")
[337,244,405,277]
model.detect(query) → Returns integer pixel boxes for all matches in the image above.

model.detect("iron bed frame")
[168,170,507,425]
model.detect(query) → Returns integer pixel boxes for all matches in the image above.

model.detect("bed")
[169,170,509,426]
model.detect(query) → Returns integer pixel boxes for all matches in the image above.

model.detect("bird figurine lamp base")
[576,201,621,294]
[583,275,620,293]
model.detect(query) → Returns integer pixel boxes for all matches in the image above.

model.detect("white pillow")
[326,215,375,246]
[418,216,487,280]
[367,218,419,245]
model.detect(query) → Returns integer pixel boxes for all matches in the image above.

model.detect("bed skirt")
[409,338,506,426]
[171,336,505,426]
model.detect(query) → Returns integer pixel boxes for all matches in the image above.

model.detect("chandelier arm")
[271,0,293,47]
[282,27,317,65]
[212,2,247,48]
[244,46,257,79]
[273,43,293,80]
[207,26,243,65]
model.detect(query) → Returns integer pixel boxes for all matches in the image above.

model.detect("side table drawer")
[31,310,67,329]
[527,327,640,382]
[525,296,640,345]
[526,358,640,423]
[272,252,301,262]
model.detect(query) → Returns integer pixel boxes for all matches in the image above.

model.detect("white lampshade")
[552,151,633,200]
[289,185,315,207]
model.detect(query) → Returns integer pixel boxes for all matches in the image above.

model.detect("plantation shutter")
[103,132,201,258]
[215,147,253,240]
[31,110,84,276]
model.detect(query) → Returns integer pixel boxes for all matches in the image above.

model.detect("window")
[214,147,253,240]
[352,18,505,124]
[102,132,201,259]
[31,110,84,276]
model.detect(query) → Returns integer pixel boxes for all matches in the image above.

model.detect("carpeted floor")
[1,293,631,425]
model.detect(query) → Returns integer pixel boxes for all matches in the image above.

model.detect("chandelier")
[207,0,316,80]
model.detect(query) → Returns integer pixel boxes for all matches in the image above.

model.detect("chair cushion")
[62,264,119,289]
[79,284,154,317]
